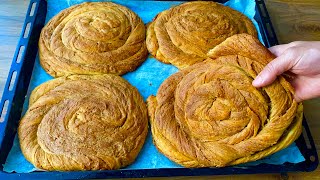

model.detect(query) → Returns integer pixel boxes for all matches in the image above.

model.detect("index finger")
[268,44,291,57]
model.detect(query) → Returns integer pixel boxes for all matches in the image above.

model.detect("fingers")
[291,80,304,102]
[252,54,294,87]
[253,42,303,88]
[290,78,304,102]
[268,44,291,57]
[253,41,320,101]
[268,42,300,57]
[290,76,320,102]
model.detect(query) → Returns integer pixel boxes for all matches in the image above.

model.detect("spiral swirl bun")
[39,2,148,77]
[18,74,148,171]
[146,1,257,69]
[147,34,303,167]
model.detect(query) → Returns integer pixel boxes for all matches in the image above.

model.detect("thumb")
[252,54,293,87]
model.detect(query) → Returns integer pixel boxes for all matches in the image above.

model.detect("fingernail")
[252,75,263,87]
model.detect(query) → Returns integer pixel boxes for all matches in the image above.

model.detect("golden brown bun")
[18,74,148,171]
[147,34,302,167]
[146,1,257,69]
[39,2,148,77]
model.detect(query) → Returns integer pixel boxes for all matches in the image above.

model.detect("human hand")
[252,41,320,102]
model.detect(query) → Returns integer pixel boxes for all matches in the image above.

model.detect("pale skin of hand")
[252,41,320,102]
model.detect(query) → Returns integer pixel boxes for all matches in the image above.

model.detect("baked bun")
[147,34,302,167]
[39,2,148,77]
[19,74,148,171]
[146,1,257,69]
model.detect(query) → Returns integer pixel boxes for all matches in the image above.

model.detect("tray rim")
[0,0,318,179]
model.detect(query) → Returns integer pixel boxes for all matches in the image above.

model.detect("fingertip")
[268,44,290,57]
[252,70,278,88]
[290,79,304,103]
[268,46,281,56]
[268,46,277,53]
[252,76,263,87]
[294,94,303,103]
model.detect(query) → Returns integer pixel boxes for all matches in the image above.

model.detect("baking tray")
[0,0,318,179]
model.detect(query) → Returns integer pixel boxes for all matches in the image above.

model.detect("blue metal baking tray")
[0,0,318,179]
